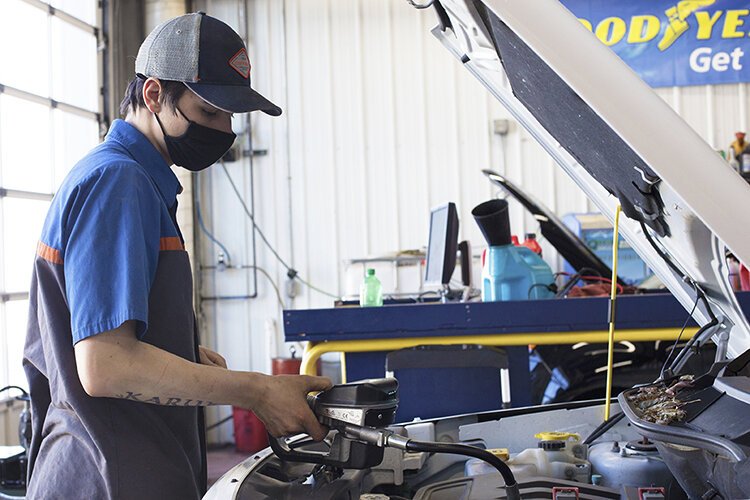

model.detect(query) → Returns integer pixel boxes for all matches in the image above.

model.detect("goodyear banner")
[560,1,750,87]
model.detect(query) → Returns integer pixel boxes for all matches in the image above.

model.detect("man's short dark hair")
[119,76,188,117]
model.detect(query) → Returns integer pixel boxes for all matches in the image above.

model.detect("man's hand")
[251,374,332,441]
[198,345,227,368]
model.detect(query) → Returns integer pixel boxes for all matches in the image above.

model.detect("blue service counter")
[283,292,750,409]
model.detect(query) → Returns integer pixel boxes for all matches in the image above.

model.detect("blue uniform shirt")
[40,119,184,343]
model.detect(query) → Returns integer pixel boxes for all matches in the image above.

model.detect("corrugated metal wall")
[196,0,750,443]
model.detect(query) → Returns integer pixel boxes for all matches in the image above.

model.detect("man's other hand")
[198,346,227,369]
[252,374,333,441]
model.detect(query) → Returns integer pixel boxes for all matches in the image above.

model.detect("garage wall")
[240,0,750,307]
[193,0,750,443]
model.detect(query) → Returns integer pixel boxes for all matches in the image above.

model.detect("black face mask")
[154,107,236,171]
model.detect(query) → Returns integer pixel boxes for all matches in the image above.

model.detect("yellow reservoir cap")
[534,432,581,442]
[485,448,510,460]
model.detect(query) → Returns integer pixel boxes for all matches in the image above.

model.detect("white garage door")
[0,0,101,391]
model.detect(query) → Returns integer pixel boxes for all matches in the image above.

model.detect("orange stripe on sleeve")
[37,241,63,265]
[160,237,185,251]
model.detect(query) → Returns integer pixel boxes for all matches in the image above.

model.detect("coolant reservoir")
[588,439,676,489]
[465,432,591,482]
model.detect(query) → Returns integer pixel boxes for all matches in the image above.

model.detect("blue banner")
[560,1,750,87]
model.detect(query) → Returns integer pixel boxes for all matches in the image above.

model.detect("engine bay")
[205,378,727,499]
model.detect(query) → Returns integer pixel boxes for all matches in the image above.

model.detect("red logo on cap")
[229,48,251,79]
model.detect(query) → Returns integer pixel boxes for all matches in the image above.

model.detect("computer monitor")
[425,202,460,286]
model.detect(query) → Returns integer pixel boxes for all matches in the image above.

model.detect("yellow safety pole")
[604,205,622,421]
[298,326,698,376]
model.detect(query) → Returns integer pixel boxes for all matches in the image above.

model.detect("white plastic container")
[508,445,590,482]
[466,435,590,482]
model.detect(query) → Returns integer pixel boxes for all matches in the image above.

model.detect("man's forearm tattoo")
[114,391,217,406]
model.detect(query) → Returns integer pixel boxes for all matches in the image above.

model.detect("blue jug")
[473,199,554,301]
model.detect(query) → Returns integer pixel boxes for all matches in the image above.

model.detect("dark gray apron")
[24,248,206,499]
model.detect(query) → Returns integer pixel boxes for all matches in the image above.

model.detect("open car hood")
[429,0,750,360]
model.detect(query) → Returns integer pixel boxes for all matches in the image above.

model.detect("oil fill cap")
[535,432,580,451]
[538,440,566,450]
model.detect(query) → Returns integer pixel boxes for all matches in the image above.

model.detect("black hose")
[639,221,720,375]
[698,289,718,323]
[555,271,583,298]
[583,412,625,445]
[405,440,520,499]
[667,317,718,375]
[666,286,719,375]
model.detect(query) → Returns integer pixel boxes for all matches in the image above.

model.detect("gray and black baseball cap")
[135,12,281,116]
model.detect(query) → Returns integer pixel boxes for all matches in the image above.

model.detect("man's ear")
[142,77,162,113]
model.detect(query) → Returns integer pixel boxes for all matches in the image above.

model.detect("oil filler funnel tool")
[473,199,512,246]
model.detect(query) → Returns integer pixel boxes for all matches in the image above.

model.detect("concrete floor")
[207,445,250,487]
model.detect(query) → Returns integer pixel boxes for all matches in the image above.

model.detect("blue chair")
[385,345,508,423]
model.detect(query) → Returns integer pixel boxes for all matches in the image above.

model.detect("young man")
[23,12,330,499]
